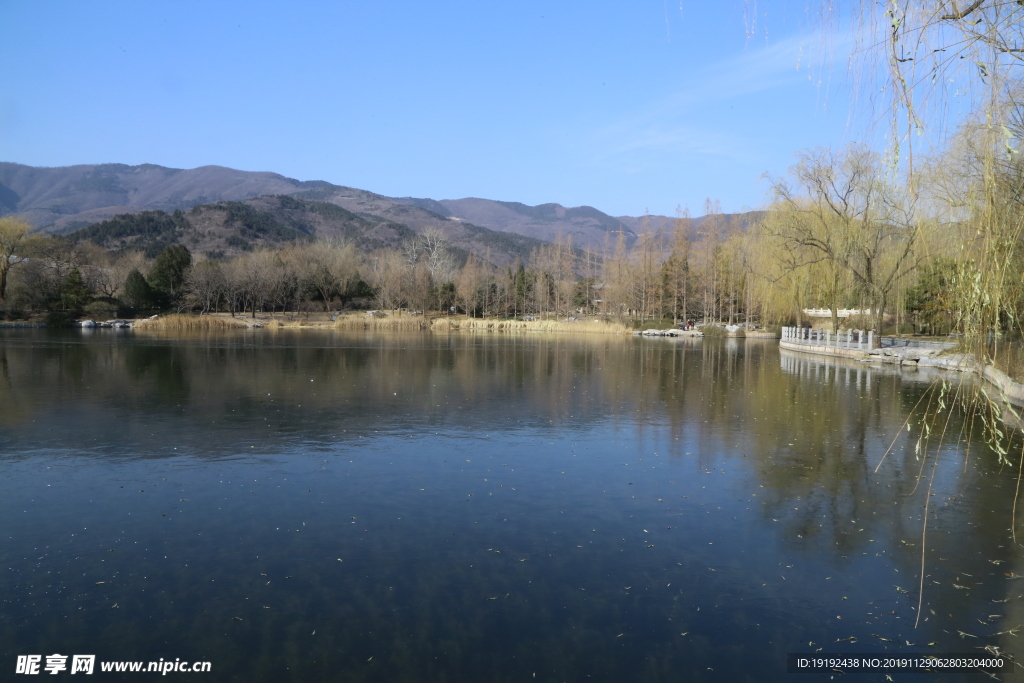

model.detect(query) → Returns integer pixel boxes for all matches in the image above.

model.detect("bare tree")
[693,200,725,324]
[455,255,491,317]
[225,251,280,318]
[87,250,148,300]
[664,205,691,323]
[630,216,663,321]
[368,250,407,311]
[420,226,455,284]
[601,231,631,318]
[291,241,360,311]
[185,261,227,314]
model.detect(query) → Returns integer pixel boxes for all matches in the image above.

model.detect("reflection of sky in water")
[0,330,1019,681]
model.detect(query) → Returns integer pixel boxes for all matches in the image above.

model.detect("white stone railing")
[781,326,874,351]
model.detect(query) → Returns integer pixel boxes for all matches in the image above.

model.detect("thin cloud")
[585,29,854,163]
[685,33,819,104]
[604,124,747,161]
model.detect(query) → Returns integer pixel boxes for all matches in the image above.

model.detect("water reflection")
[0,330,1019,681]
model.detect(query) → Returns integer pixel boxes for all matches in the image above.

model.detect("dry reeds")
[430,317,630,335]
[133,314,249,331]
[263,318,326,329]
[333,314,430,331]
[139,312,631,335]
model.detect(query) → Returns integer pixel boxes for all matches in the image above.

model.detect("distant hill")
[616,211,766,240]
[63,196,412,259]
[1,161,760,260]
[61,194,551,265]
[393,197,638,250]
[0,162,333,233]
[287,185,562,261]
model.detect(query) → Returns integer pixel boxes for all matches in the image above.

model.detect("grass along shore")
[429,317,631,334]
[133,312,635,335]
[132,314,249,331]
[335,313,631,334]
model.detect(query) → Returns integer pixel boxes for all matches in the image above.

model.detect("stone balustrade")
[781,326,874,351]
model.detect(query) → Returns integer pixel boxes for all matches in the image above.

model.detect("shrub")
[85,298,118,320]
[700,325,728,337]
[45,311,74,328]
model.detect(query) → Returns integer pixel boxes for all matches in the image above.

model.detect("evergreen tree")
[148,245,192,304]
[122,269,154,311]
[61,268,92,315]
[438,281,457,313]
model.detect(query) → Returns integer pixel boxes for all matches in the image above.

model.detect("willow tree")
[0,217,32,302]
[747,217,824,327]
[817,1,1024,341]
[765,145,920,336]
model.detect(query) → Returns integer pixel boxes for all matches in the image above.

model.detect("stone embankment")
[634,329,701,337]
[4,318,148,329]
[72,318,140,328]
[634,326,778,338]
[76,315,266,330]
[3,315,267,330]
[781,326,1024,405]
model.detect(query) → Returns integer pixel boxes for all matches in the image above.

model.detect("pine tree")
[122,269,154,311]
[61,268,92,315]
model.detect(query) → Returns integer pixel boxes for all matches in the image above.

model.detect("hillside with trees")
[0,162,648,251]
[399,197,641,250]
[58,194,560,267]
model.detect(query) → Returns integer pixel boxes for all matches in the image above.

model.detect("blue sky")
[0,1,863,217]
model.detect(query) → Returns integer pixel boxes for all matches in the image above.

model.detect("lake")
[0,329,1018,681]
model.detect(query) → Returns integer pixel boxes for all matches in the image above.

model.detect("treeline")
[0,192,953,331]
[2,129,1019,334]
[0,228,370,322]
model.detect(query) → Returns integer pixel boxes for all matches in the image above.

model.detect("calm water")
[0,330,1020,681]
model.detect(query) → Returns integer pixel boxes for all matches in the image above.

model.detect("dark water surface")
[1,330,1020,681]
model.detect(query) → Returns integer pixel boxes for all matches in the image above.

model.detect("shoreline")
[3,313,787,339]
[780,339,1024,406]
[123,313,638,335]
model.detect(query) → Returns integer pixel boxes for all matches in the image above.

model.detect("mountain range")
[0,161,763,263]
